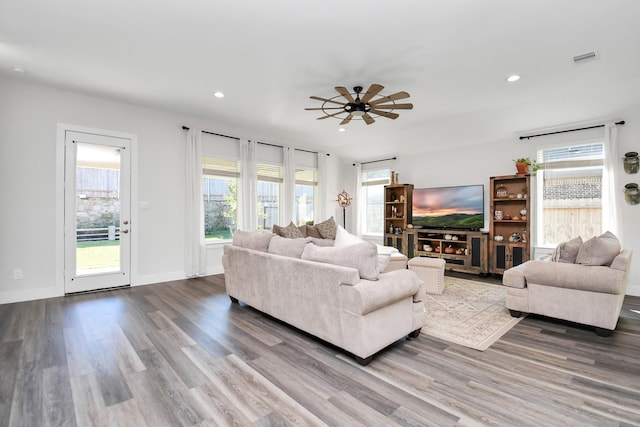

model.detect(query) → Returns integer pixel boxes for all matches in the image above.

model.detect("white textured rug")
[422,276,524,351]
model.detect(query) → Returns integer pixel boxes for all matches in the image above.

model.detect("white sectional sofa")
[222,230,425,365]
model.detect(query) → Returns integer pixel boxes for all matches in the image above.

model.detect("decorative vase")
[515,162,529,175]
[494,210,504,220]
[624,152,639,174]
[624,183,640,205]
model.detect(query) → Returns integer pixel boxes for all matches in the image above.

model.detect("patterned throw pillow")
[280,221,305,239]
[314,216,337,240]
[305,224,323,239]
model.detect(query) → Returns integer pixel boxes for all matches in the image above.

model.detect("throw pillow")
[268,236,311,258]
[301,241,379,280]
[280,221,305,239]
[314,216,338,240]
[550,236,583,263]
[272,223,285,237]
[575,231,621,266]
[232,230,274,252]
[305,224,323,238]
[334,225,392,273]
[334,224,364,247]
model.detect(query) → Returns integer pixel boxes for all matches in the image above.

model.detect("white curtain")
[317,152,328,221]
[602,123,622,243]
[185,128,206,277]
[283,146,296,224]
[354,163,364,237]
[239,139,257,230]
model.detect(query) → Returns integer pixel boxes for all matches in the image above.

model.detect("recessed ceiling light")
[338,128,346,132]
[506,74,521,83]
[213,91,224,98]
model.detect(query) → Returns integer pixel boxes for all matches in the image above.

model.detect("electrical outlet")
[13,269,23,280]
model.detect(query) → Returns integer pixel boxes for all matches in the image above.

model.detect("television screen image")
[412,185,484,230]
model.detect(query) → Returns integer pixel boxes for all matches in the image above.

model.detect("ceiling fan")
[305,84,413,125]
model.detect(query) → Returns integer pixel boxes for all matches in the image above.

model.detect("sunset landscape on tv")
[412,185,484,230]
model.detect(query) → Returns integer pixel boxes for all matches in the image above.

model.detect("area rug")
[422,276,524,351]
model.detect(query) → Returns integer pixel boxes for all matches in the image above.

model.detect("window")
[202,157,239,241]
[361,168,391,235]
[257,163,282,230]
[536,143,603,246]
[295,168,317,226]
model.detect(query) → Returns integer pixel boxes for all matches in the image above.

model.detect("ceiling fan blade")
[373,103,413,110]
[360,84,384,103]
[305,107,344,111]
[370,109,399,119]
[310,96,346,106]
[340,114,353,125]
[317,111,346,120]
[334,86,356,103]
[368,91,410,106]
[362,113,375,125]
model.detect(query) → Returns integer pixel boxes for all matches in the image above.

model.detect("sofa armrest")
[341,269,422,315]
[523,260,626,294]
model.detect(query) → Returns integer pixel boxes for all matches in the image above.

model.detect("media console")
[392,229,489,275]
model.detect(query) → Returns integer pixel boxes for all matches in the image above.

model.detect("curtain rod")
[519,120,625,140]
[182,126,329,156]
[353,156,397,166]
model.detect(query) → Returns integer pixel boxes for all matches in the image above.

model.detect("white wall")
[388,110,640,296]
[0,77,348,304]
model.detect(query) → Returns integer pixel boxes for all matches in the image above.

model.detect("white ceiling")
[2,0,640,160]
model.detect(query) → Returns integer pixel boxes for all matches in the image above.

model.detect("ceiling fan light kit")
[305,83,413,125]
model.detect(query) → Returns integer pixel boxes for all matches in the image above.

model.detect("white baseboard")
[133,271,186,286]
[0,287,63,305]
[626,284,640,297]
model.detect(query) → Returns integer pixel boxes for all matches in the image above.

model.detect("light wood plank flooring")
[1,274,639,426]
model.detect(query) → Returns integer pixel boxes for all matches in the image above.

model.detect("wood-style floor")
[1,274,639,427]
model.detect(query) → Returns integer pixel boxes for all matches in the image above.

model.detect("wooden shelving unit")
[489,174,531,274]
[406,229,489,274]
[383,184,413,253]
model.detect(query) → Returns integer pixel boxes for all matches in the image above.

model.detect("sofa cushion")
[268,236,311,258]
[575,231,621,266]
[232,230,274,252]
[551,236,583,263]
[314,216,338,240]
[334,225,391,273]
[301,241,379,280]
[309,237,335,247]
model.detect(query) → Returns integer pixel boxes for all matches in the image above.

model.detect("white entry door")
[64,131,131,293]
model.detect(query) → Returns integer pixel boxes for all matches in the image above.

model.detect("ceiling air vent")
[573,51,598,64]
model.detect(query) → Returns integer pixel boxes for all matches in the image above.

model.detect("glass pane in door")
[75,143,121,275]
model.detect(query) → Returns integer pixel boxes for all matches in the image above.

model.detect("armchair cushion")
[575,231,621,266]
[551,236,583,263]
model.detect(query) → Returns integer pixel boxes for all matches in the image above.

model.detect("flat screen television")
[412,185,484,230]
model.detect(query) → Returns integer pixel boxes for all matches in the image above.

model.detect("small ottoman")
[408,257,446,294]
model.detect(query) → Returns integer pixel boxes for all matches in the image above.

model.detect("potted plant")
[514,157,539,176]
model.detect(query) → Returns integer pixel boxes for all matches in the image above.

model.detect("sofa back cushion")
[334,225,391,273]
[301,241,379,280]
[575,231,621,266]
[268,236,311,258]
[551,236,583,263]
[232,230,274,252]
